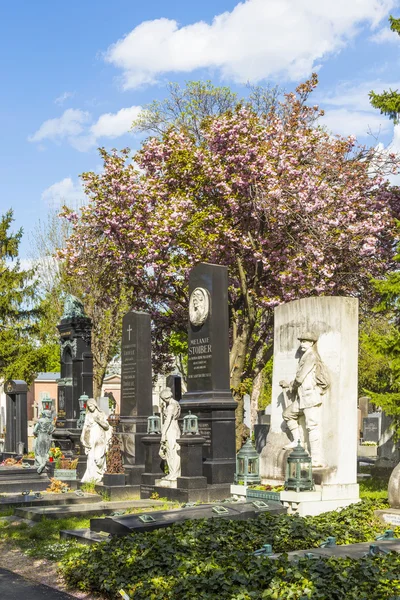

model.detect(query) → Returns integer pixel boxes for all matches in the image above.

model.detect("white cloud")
[317,80,399,112]
[55,91,75,105]
[29,105,141,151]
[91,106,142,138]
[370,26,400,43]
[104,0,395,89]
[41,178,85,208]
[320,107,391,137]
[28,109,90,143]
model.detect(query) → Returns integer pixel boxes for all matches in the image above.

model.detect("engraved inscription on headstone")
[363,416,380,443]
[121,314,138,415]
[120,311,152,418]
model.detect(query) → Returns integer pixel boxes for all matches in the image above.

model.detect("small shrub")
[80,480,97,494]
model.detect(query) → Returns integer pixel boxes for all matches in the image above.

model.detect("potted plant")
[53,454,78,481]
[246,484,284,502]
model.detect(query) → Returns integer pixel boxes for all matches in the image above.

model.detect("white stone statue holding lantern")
[80,398,112,483]
[159,388,181,481]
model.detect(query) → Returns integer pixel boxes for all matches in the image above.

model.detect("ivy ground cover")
[61,499,400,599]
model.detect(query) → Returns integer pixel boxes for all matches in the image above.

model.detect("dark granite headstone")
[180,263,237,485]
[254,424,269,454]
[166,374,182,400]
[120,311,153,484]
[363,416,380,443]
[121,311,152,417]
[4,380,28,454]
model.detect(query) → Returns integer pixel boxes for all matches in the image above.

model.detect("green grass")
[358,472,390,501]
[0,514,91,560]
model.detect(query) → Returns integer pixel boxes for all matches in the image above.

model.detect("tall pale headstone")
[260,296,359,515]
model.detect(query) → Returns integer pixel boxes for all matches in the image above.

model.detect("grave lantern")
[234,438,261,485]
[284,441,314,492]
[77,393,89,430]
[41,394,52,412]
[182,411,199,435]
[108,413,121,428]
[147,414,161,435]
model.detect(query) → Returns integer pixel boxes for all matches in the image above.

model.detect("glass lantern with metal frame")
[147,414,162,435]
[234,438,261,485]
[182,411,199,436]
[284,441,314,492]
[77,393,89,429]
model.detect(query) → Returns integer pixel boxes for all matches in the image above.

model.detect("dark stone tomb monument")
[180,263,237,491]
[119,311,153,486]
[4,379,28,455]
[52,295,93,477]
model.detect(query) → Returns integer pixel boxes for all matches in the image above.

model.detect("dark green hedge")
[60,500,400,599]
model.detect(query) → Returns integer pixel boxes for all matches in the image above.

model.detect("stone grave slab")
[15,499,168,521]
[88,501,286,537]
[0,491,101,510]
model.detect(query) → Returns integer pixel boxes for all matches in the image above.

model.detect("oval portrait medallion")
[189,287,210,327]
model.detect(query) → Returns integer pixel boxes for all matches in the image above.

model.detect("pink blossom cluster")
[61,79,400,374]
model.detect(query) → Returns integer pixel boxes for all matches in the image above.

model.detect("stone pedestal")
[177,435,207,490]
[280,484,360,517]
[141,434,164,485]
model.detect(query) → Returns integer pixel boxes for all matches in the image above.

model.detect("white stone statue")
[281,331,330,467]
[159,388,181,481]
[33,410,54,474]
[80,398,112,483]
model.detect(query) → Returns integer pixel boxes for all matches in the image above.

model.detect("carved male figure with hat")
[281,330,330,467]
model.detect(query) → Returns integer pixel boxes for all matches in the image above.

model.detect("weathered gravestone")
[377,410,400,468]
[363,414,380,444]
[260,297,360,515]
[180,263,237,488]
[119,311,153,484]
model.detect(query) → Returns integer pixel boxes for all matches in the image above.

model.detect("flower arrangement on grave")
[48,446,63,463]
[105,433,124,474]
[0,457,18,466]
[56,458,79,470]
[46,477,70,493]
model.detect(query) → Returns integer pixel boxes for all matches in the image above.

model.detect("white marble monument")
[156,388,181,487]
[80,398,112,483]
[260,296,360,515]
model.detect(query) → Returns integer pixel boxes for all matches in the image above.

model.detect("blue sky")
[1,0,400,258]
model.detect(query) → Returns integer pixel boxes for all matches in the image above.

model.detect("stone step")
[0,491,101,509]
[0,478,50,494]
[16,499,170,522]
[0,467,45,479]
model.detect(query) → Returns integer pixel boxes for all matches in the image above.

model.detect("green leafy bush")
[60,500,400,599]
